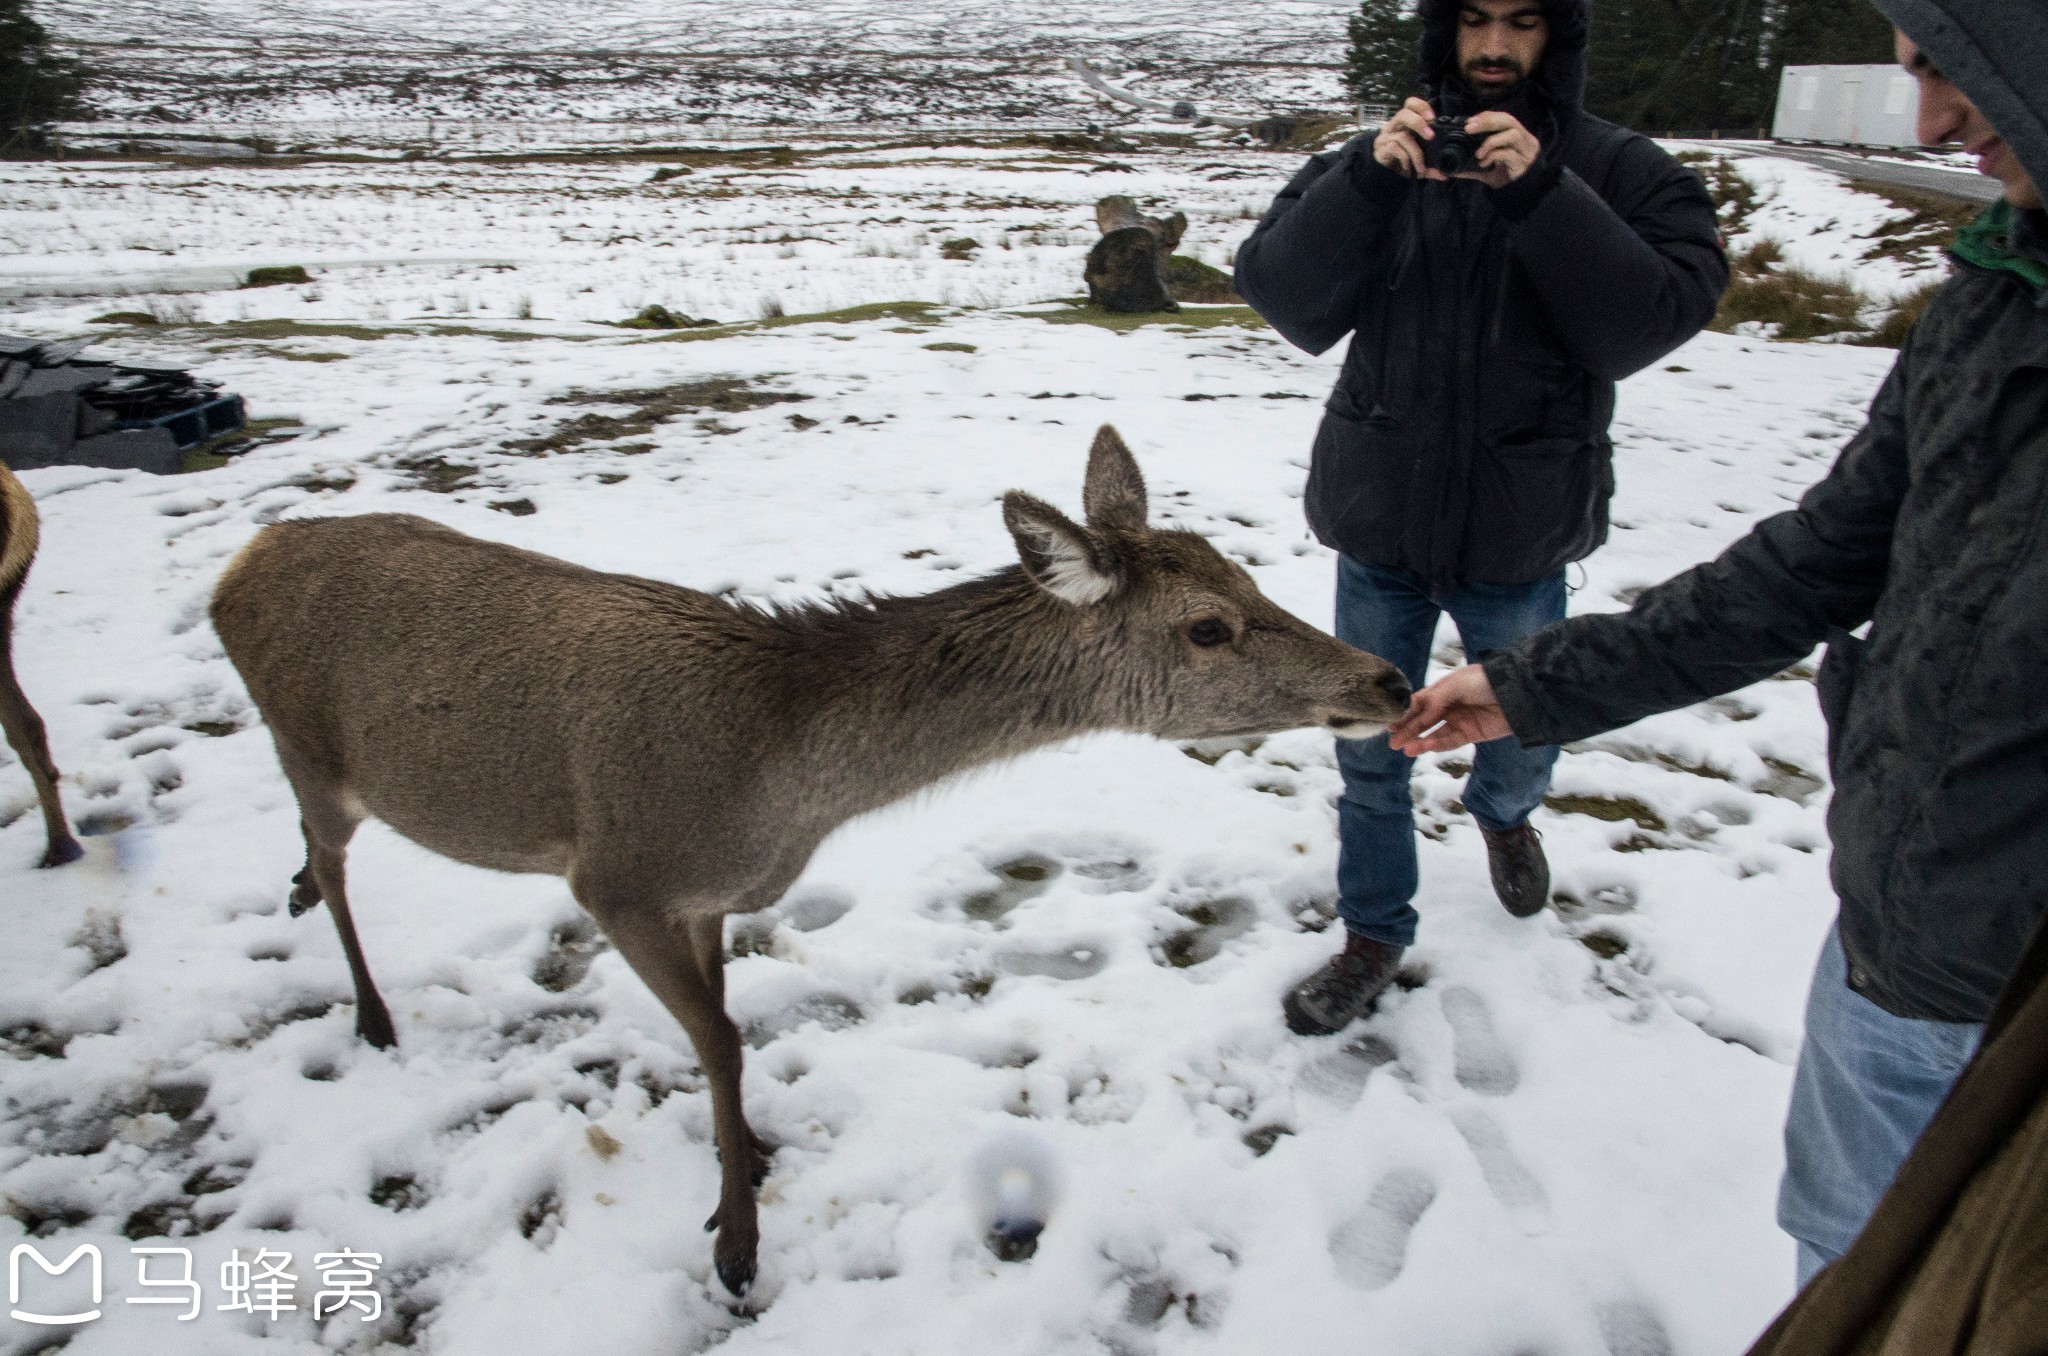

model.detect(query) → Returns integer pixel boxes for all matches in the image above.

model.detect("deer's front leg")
[579,892,762,1295]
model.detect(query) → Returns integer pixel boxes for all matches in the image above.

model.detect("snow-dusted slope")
[1,139,1918,1356]
[53,0,1357,130]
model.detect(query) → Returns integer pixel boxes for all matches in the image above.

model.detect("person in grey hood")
[1391,0,2048,1288]
[1233,0,1727,1036]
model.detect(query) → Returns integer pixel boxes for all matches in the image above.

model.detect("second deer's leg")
[0,637,82,868]
[286,773,395,1049]
[288,821,324,916]
[580,895,761,1295]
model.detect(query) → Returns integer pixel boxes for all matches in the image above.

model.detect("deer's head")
[1002,426,1412,741]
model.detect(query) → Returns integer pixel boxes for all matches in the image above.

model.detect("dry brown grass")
[1711,240,1873,340]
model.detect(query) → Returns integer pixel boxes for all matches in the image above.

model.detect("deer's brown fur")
[208,426,1408,1294]
[0,465,82,869]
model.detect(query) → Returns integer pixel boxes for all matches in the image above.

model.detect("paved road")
[1740,144,2002,203]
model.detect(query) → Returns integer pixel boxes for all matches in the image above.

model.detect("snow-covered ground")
[1,137,1928,1356]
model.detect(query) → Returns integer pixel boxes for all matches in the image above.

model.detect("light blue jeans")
[1332,555,1567,946]
[1777,924,1984,1287]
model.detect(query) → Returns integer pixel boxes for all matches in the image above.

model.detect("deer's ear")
[1082,425,1148,533]
[1004,491,1118,606]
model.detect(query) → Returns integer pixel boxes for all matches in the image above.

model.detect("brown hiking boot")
[1481,823,1549,918]
[1282,932,1406,1035]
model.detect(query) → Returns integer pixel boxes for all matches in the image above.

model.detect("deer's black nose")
[1378,672,1413,706]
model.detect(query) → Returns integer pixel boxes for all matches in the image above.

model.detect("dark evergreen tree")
[1344,0,1424,107]
[1771,0,1898,69]
[1586,0,1772,135]
[1,0,88,151]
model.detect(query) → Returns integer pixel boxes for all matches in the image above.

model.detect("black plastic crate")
[115,393,245,449]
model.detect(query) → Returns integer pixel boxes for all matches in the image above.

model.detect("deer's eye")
[1186,618,1231,648]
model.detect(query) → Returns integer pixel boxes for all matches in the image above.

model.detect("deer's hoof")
[714,1244,757,1297]
[358,1010,399,1051]
[38,837,84,869]
[288,869,323,916]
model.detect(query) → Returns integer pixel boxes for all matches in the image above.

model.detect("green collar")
[1951,200,2048,295]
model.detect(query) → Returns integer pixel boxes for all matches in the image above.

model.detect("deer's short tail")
[0,464,40,613]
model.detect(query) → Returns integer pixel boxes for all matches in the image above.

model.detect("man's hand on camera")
[1372,96,1450,180]
[1373,101,1541,188]
[1456,110,1541,188]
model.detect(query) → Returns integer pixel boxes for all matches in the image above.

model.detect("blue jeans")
[1333,555,1567,946]
[1778,924,1983,1287]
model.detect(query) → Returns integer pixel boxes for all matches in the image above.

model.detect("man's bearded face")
[1456,1,1548,104]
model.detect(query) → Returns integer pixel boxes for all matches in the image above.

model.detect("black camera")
[1428,114,1479,175]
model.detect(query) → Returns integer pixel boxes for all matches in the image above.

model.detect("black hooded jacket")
[1484,0,2048,1024]
[1235,0,1728,589]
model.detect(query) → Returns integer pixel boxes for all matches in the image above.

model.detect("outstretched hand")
[1388,663,1513,755]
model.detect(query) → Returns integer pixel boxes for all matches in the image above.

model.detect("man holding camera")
[1235,0,1727,1035]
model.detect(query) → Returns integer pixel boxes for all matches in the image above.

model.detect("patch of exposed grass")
[394,454,481,494]
[1712,239,1873,341]
[155,318,570,344]
[1852,277,1943,348]
[1024,300,1268,333]
[504,376,811,456]
[89,311,160,325]
[1856,182,1978,264]
[178,417,310,473]
[615,304,718,330]
[629,299,947,343]
[1544,793,1668,832]
[1675,150,1760,239]
[1166,254,1241,304]
[243,265,312,288]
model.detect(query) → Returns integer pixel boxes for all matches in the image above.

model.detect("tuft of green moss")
[1165,255,1241,304]
[243,265,314,288]
[616,304,718,330]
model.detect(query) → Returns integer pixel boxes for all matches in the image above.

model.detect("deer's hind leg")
[0,631,81,868]
[577,889,762,1295]
[280,758,396,1050]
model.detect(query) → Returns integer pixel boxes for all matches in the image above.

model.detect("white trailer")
[1773,64,1920,148]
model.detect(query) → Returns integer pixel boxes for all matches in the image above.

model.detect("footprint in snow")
[1298,1032,1400,1104]
[1329,1169,1437,1290]
[957,853,1061,926]
[740,991,865,1048]
[1598,1298,1676,1356]
[1449,1106,1550,1232]
[948,846,1152,929]
[996,944,1109,980]
[1442,986,1520,1097]
[1155,894,1256,968]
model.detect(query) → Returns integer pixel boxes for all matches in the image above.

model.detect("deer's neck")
[769,569,1148,821]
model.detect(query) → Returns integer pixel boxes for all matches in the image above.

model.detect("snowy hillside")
[52,0,1357,132]
[0,134,1945,1356]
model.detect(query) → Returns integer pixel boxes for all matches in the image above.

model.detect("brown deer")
[1,464,82,869]
[208,425,1410,1294]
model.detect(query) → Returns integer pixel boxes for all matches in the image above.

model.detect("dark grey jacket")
[1485,0,2048,1022]
[1235,0,1726,589]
